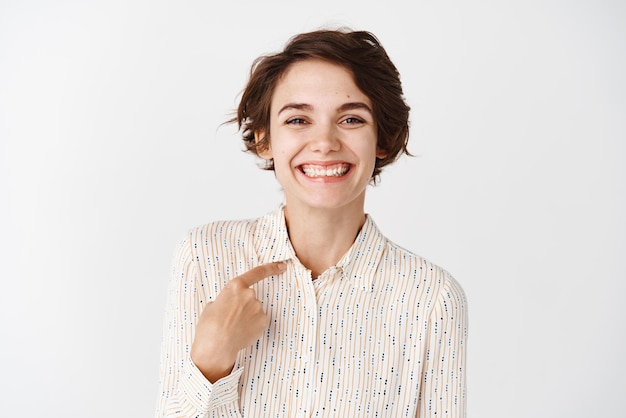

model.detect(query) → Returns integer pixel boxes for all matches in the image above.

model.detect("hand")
[190,262,286,383]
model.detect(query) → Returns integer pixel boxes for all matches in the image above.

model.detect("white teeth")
[302,165,349,177]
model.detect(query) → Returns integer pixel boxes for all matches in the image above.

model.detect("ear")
[255,130,273,159]
[376,147,388,159]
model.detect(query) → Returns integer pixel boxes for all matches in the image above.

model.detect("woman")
[156,28,468,417]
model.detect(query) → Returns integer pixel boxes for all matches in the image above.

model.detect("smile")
[299,163,351,178]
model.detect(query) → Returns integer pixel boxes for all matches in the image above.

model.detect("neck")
[284,196,366,279]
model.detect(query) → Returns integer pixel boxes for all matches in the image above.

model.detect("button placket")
[290,266,318,417]
[302,268,318,416]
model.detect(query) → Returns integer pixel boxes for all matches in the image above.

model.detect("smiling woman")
[258,60,382,219]
[156,28,468,418]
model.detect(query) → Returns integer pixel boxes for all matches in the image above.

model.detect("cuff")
[180,358,244,412]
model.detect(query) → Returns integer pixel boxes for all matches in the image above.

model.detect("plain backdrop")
[1,0,624,417]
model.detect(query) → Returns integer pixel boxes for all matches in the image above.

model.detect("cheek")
[271,149,295,178]
[358,142,379,164]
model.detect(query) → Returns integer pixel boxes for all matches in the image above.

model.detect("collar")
[253,205,386,292]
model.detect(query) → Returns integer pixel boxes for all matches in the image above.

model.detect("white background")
[1,0,624,416]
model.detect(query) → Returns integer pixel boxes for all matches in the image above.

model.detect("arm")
[418,272,468,417]
[155,231,285,417]
[155,232,244,418]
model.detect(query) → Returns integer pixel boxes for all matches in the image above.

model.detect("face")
[256,59,385,214]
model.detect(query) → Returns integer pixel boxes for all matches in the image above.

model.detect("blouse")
[156,206,468,417]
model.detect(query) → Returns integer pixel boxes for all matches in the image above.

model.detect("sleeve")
[418,271,468,417]
[155,231,244,418]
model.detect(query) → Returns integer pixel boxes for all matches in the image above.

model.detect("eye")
[286,117,308,125]
[341,116,365,125]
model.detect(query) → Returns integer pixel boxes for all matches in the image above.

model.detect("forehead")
[270,59,371,111]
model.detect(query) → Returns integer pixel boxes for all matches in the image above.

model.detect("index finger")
[234,262,286,288]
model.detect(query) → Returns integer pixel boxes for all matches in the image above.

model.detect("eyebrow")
[277,103,313,115]
[277,102,373,115]
[337,102,373,113]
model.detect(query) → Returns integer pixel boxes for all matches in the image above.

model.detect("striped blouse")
[156,206,468,417]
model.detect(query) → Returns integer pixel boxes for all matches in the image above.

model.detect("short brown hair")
[232,28,411,179]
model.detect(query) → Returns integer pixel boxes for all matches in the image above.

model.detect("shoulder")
[169,217,264,289]
[381,237,467,307]
[171,218,255,260]
[171,217,261,261]
[381,238,446,279]
[186,217,260,242]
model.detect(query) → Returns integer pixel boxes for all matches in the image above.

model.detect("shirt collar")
[254,205,386,292]
[253,205,296,264]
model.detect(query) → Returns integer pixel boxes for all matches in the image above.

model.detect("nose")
[309,123,341,154]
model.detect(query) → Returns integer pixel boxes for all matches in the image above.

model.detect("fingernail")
[277,262,286,271]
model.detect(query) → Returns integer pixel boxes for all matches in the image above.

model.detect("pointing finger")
[234,262,286,288]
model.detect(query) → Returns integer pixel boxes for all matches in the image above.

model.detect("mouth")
[298,163,352,178]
